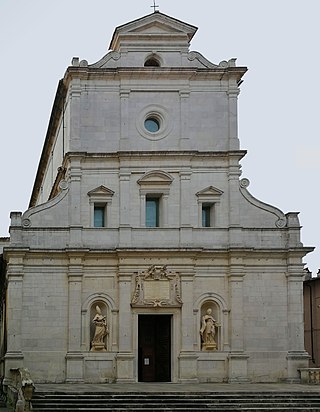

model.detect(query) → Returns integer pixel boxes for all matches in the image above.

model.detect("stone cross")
[151,0,159,12]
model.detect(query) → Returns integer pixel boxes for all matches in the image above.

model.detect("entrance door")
[138,315,171,382]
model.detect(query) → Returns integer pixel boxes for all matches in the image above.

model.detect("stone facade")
[1,12,313,384]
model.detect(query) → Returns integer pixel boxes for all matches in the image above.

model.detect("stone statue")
[200,308,218,350]
[91,305,108,352]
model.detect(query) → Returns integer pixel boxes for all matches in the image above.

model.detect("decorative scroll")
[131,265,182,307]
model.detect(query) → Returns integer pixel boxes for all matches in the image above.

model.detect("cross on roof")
[151,0,159,12]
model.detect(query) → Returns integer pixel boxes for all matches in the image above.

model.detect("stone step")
[32,398,320,404]
[32,393,320,400]
[29,406,319,412]
[31,391,320,412]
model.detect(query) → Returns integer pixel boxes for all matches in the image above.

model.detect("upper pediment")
[196,186,224,197]
[137,170,174,185]
[129,21,183,35]
[87,186,114,197]
[109,12,197,52]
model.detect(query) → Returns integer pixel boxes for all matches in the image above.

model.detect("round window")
[136,105,172,140]
[144,117,160,133]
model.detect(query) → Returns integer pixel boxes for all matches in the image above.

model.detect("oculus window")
[144,117,160,133]
[136,105,172,141]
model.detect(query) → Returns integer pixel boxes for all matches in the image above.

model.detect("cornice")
[64,66,247,83]
[65,150,247,160]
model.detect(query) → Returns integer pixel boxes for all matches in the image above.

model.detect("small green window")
[146,197,159,227]
[94,205,105,227]
[202,204,211,227]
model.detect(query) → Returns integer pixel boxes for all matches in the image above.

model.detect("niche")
[90,301,109,352]
[200,301,220,351]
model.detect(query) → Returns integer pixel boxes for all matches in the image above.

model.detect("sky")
[0,0,319,273]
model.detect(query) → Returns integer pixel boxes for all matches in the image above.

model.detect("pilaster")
[285,260,310,382]
[179,169,192,227]
[4,251,27,382]
[228,255,250,382]
[227,80,240,150]
[119,170,132,246]
[66,252,84,382]
[120,89,130,149]
[179,169,192,246]
[228,159,242,230]
[116,269,135,382]
[68,155,83,247]
[178,269,198,382]
[179,90,190,149]
[69,79,81,151]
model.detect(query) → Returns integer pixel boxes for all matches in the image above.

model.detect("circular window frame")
[144,116,161,133]
[136,105,172,141]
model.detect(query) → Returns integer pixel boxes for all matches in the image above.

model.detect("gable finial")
[151,0,159,12]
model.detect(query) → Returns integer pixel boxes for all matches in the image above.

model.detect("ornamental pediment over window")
[196,186,223,202]
[196,186,223,197]
[137,170,174,185]
[131,265,182,308]
[87,186,114,204]
[87,186,115,197]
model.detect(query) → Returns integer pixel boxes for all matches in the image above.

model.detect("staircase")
[31,391,320,411]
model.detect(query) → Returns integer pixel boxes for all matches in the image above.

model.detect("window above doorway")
[137,170,174,228]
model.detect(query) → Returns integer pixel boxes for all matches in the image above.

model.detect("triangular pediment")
[109,12,197,51]
[87,186,114,197]
[129,21,182,35]
[196,186,224,197]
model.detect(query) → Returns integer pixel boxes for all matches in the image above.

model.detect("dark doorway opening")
[138,314,171,382]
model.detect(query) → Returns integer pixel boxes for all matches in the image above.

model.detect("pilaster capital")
[68,272,83,282]
[118,270,133,282]
[180,272,195,282]
[228,254,245,277]
[119,171,131,180]
[120,89,131,98]
[179,169,192,180]
[179,90,190,98]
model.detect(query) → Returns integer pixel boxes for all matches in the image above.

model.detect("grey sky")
[0,0,319,272]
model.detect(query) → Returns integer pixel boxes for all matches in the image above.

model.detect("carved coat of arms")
[131,265,182,307]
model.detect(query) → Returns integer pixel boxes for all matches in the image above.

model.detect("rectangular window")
[146,197,159,227]
[94,205,105,227]
[202,204,212,227]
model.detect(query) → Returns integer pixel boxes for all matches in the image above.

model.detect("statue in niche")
[200,308,219,351]
[91,305,108,352]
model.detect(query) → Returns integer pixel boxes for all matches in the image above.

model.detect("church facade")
[1,12,312,384]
